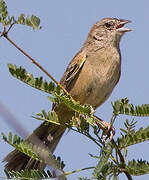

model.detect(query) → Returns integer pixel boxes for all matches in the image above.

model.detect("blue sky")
[0,0,149,179]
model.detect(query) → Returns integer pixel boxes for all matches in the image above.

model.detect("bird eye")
[105,22,112,28]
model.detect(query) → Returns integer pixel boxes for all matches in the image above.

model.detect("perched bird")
[4,17,131,171]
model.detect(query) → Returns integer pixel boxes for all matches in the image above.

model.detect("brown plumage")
[4,17,131,171]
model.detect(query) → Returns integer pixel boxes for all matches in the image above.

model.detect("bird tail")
[3,122,66,171]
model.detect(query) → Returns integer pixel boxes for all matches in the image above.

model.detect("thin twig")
[71,127,102,148]
[110,154,118,165]
[7,22,15,34]
[110,114,117,125]
[64,166,94,176]
[93,126,105,145]
[111,139,132,180]
[3,34,70,97]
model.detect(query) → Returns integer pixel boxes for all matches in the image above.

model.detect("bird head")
[88,18,131,47]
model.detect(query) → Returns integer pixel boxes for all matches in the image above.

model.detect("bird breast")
[70,47,121,109]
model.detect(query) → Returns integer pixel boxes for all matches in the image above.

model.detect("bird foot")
[95,116,115,141]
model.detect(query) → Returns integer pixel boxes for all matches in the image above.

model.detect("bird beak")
[116,19,132,32]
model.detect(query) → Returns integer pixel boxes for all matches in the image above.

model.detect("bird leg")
[95,115,115,141]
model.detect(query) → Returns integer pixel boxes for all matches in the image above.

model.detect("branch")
[111,139,133,180]
[3,33,70,97]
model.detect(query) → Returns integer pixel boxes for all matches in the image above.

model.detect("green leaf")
[2,132,40,161]
[34,110,61,126]
[117,126,149,149]
[85,116,95,126]
[112,98,149,117]
[31,15,40,30]
[0,0,8,19]
[126,159,149,176]
[2,132,64,171]
[8,131,12,143]
[1,132,7,141]
[47,95,56,103]
[8,64,55,93]
[5,169,53,179]
[93,143,112,179]
[0,0,16,27]
[17,13,25,24]
[78,177,88,180]
[56,156,65,170]
[54,91,93,116]
[17,14,40,30]
[8,64,93,118]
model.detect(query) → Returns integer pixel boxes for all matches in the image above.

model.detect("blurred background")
[0,0,149,179]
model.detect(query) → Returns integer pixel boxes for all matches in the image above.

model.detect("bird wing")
[60,51,87,91]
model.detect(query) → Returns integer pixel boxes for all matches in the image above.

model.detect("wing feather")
[60,51,86,91]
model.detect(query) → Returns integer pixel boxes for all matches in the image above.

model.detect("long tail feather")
[4,123,65,171]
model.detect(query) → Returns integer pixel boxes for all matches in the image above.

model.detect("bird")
[3,17,131,171]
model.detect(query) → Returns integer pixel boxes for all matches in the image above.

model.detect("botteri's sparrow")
[4,17,131,171]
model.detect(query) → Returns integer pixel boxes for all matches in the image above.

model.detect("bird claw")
[101,121,115,141]
[95,116,115,141]
[90,106,95,115]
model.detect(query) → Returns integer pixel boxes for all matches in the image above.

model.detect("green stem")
[64,166,94,176]
[110,114,117,127]
[3,34,70,97]
[71,128,102,148]
[111,139,132,180]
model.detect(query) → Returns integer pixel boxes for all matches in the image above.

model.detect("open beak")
[116,19,132,32]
